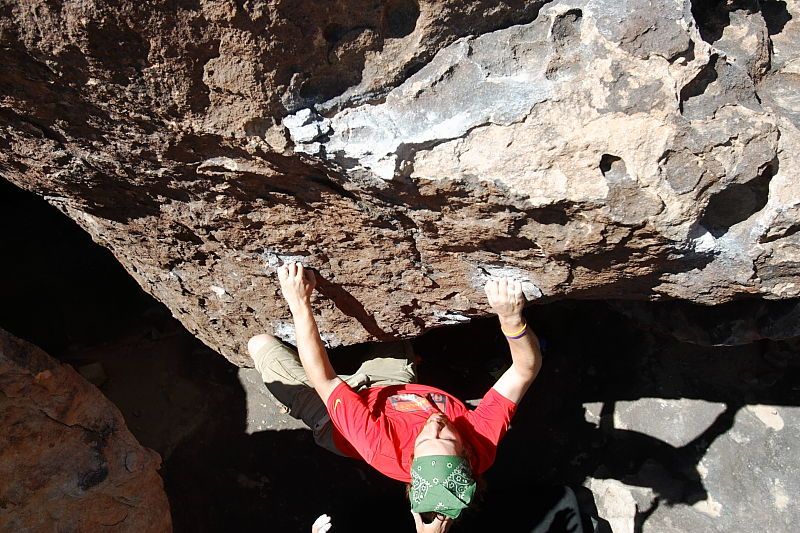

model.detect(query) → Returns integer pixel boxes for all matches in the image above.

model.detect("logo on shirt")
[389,393,447,413]
[334,398,342,411]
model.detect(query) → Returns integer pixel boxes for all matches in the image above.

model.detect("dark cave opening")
[2,178,799,532]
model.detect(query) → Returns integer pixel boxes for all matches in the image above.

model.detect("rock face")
[0,328,172,531]
[1,0,799,363]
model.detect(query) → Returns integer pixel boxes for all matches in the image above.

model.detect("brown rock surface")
[0,328,172,532]
[1,0,799,363]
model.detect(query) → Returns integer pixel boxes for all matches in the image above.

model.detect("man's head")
[409,413,477,520]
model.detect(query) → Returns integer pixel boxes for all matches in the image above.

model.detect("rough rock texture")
[1,0,799,363]
[582,399,800,533]
[0,328,172,532]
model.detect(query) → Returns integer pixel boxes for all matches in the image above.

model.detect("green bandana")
[410,455,476,519]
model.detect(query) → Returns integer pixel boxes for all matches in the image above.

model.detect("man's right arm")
[278,262,342,404]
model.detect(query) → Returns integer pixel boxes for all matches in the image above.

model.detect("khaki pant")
[252,339,416,456]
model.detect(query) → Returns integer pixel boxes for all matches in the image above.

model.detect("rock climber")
[248,262,542,531]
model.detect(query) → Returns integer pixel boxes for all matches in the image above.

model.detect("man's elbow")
[313,377,343,405]
[513,361,540,382]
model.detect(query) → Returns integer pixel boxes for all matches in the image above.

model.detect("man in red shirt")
[248,263,542,531]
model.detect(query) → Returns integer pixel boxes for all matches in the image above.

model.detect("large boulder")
[0,328,172,531]
[1,0,798,363]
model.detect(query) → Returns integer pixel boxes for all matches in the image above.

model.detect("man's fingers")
[485,278,499,299]
[498,277,508,295]
[512,279,523,300]
[436,516,453,532]
[312,514,332,533]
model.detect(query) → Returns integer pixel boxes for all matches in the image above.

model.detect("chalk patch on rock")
[318,330,343,349]
[583,402,604,427]
[433,311,472,324]
[692,493,723,517]
[210,285,227,297]
[260,250,308,272]
[585,478,637,533]
[283,108,332,144]
[473,264,544,300]
[746,405,785,431]
[270,319,341,348]
[691,226,718,253]
[697,459,709,480]
[288,22,556,180]
[198,156,239,173]
[271,320,297,345]
[771,479,789,511]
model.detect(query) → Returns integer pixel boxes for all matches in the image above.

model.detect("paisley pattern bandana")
[410,455,476,519]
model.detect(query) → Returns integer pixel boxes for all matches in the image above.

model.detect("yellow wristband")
[501,322,527,337]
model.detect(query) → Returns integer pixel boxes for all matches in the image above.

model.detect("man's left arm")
[485,278,542,404]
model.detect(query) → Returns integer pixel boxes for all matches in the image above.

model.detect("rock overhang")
[0,0,798,364]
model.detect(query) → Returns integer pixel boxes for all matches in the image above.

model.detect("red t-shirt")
[325,382,517,482]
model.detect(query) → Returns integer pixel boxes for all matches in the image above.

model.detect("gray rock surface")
[584,399,800,533]
[1,0,799,362]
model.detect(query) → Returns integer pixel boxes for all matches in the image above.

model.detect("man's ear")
[411,511,423,528]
